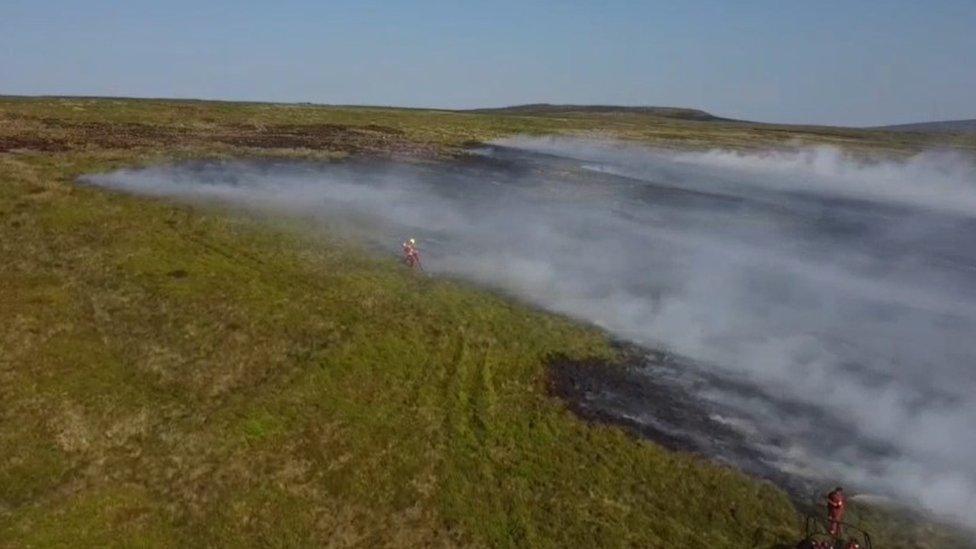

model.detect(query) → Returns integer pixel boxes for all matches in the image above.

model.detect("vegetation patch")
[1,97,973,547]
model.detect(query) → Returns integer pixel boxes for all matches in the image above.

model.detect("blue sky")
[1,1,973,126]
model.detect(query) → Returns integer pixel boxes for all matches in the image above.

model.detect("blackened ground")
[548,343,847,501]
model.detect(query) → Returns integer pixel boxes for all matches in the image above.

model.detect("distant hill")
[472,105,976,135]
[872,119,976,134]
[467,103,729,122]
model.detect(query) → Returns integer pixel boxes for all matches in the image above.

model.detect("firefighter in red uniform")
[402,238,421,270]
[826,486,846,538]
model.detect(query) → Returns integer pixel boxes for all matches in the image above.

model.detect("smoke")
[497,136,976,218]
[83,138,976,527]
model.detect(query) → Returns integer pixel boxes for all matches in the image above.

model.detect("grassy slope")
[1,97,973,548]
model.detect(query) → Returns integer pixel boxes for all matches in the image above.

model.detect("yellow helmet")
[409,238,416,245]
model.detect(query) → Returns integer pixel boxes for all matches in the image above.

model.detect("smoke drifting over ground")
[85,137,976,526]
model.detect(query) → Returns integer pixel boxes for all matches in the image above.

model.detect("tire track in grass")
[436,330,539,546]
[443,329,474,447]
[469,339,496,442]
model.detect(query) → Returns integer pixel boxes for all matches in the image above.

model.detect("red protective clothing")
[403,242,421,269]
[826,489,846,537]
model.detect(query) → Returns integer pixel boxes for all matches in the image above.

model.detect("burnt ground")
[0,134,72,153]
[0,114,442,157]
[548,343,824,501]
[553,346,976,540]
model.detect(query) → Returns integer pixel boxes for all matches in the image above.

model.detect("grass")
[1,96,974,547]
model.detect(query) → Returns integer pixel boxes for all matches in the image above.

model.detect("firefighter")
[826,486,846,538]
[402,238,421,270]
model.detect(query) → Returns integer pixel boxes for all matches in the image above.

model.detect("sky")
[1,0,974,126]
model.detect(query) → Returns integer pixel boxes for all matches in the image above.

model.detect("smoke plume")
[84,137,976,527]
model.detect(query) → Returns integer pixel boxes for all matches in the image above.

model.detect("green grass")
[1,97,973,548]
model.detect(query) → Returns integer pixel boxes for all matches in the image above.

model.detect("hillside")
[467,103,727,121]
[1,97,974,547]
[873,118,976,134]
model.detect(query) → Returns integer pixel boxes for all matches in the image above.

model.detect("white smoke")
[496,136,976,217]
[84,138,976,528]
